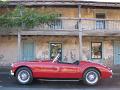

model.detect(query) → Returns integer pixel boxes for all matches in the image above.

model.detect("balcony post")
[17,7,23,61]
[17,29,21,61]
[78,5,83,60]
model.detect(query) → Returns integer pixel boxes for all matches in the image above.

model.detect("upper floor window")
[96,13,106,29]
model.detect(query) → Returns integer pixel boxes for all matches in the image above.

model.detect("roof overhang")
[1,0,120,8]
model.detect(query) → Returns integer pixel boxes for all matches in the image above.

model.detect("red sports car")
[10,54,112,85]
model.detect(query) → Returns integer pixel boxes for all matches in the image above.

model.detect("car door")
[59,63,82,78]
[35,61,60,78]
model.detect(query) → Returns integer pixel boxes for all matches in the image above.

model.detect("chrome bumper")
[110,70,113,78]
[10,70,14,76]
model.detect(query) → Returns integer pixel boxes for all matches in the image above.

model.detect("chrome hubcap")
[86,71,98,84]
[18,70,30,83]
[21,73,28,80]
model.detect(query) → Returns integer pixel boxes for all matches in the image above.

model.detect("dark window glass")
[50,43,62,61]
[96,13,105,29]
[91,42,102,59]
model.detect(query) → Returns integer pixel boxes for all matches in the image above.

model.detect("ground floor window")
[50,43,62,61]
[91,42,102,59]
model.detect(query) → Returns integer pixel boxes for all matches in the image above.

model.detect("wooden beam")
[5,1,120,8]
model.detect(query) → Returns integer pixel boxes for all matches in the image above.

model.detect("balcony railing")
[80,18,120,31]
[1,18,119,36]
[33,17,78,31]
[32,18,120,32]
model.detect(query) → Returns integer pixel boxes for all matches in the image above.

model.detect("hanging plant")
[0,4,59,29]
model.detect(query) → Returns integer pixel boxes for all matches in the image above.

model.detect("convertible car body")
[10,58,112,85]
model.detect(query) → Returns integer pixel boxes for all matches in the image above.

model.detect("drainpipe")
[78,5,83,60]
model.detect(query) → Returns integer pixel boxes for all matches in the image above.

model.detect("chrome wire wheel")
[84,69,100,85]
[18,70,30,84]
[16,67,33,85]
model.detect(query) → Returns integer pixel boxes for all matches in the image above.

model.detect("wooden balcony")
[81,18,120,36]
[1,18,120,36]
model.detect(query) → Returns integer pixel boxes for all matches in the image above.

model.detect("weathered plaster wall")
[0,36,117,66]
[82,37,114,66]
[1,7,120,19]
[35,7,78,17]
[0,36,17,66]
[103,39,114,66]
[81,8,120,19]
[36,7,120,19]
[34,36,80,63]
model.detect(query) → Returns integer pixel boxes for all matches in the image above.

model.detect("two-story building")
[0,0,120,67]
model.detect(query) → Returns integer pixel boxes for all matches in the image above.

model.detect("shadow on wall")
[37,51,49,60]
[83,49,91,60]
[38,49,78,62]
[103,56,114,67]
[63,49,77,63]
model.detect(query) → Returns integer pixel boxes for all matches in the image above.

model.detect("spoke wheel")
[83,69,100,85]
[16,67,33,85]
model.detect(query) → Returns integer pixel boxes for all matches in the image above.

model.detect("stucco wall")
[81,8,120,19]
[29,36,80,63]
[35,7,120,19]
[1,7,120,19]
[35,7,78,17]
[0,36,18,66]
[0,36,116,66]
[82,37,114,66]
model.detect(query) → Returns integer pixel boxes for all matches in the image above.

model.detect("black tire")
[83,68,100,85]
[15,67,33,85]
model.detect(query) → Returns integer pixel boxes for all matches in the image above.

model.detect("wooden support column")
[17,7,23,61]
[17,30,21,61]
[78,5,83,60]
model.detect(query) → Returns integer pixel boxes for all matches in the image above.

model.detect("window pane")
[96,13,105,29]
[50,43,62,61]
[91,42,102,59]
[96,20,105,29]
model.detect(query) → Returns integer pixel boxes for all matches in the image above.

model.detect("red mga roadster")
[10,54,112,85]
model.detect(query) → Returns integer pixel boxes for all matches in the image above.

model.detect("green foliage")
[0,5,58,29]
[0,0,9,7]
